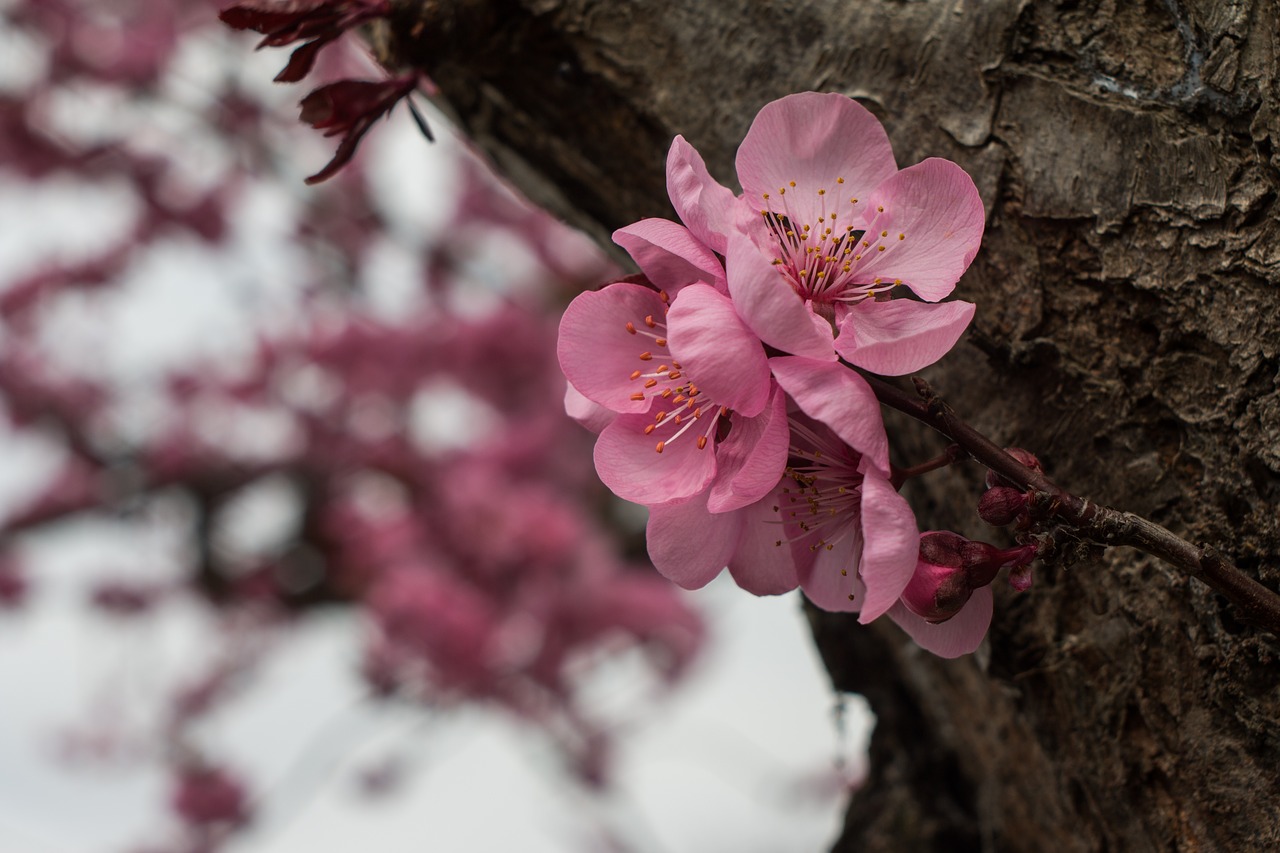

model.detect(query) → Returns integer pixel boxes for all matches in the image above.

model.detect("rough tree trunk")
[374,1,1280,849]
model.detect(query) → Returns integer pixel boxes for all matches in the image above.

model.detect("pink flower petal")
[707,383,788,512]
[850,158,985,302]
[667,284,770,417]
[727,484,800,595]
[613,218,726,296]
[768,356,889,476]
[886,586,992,658]
[835,299,975,376]
[594,407,717,505]
[736,92,897,228]
[557,283,668,413]
[856,471,920,623]
[564,382,616,434]
[726,225,836,361]
[666,136,736,255]
[797,528,865,613]
[646,493,740,589]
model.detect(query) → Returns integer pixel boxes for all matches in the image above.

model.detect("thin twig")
[859,370,1280,636]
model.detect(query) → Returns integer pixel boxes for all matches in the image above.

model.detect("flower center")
[773,418,865,597]
[758,178,905,309]
[621,296,728,455]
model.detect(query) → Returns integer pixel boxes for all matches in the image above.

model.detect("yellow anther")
[762,193,770,199]
[877,245,886,252]
[898,233,905,240]
[778,187,785,195]
[789,181,796,187]
[836,177,845,184]
[880,230,888,237]
[894,279,902,285]
[817,188,826,195]
[873,277,882,285]
[877,205,884,212]
[850,197,858,203]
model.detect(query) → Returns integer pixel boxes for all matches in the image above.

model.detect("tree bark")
[375,1,1280,849]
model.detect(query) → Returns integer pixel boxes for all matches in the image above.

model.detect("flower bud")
[904,532,978,623]
[978,486,1029,526]
[1009,563,1034,592]
[904,532,1039,623]
[985,447,1044,489]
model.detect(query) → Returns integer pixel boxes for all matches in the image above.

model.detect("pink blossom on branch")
[668,92,984,372]
[644,357,918,621]
[558,281,786,509]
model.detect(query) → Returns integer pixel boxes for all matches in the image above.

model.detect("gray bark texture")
[374,1,1280,850]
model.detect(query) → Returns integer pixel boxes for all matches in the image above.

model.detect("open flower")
[558,282,785,508]
[668,92,983,372]
[644,356,917,620]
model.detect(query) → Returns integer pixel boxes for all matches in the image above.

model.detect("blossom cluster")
[559,92,993,657]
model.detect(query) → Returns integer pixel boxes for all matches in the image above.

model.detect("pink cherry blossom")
[770,357,918,622]
[613,218,726,295]
[668,92,984,372]
[644,356,918,618]
[558,282,785,508]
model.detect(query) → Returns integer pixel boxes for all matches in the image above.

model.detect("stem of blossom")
[890,444,967,490]
[856,369,1280,636]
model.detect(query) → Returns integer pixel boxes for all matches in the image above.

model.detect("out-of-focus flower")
[170,765,251,828]
[298,75,419,184]
[219,0,393,82]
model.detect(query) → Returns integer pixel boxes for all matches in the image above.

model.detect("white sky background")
[0,30,874,853]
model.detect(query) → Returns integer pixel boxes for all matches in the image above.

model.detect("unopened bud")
[985,447,1044,489]
[978,486,1030,526]
[1009,563,1034,592]
[902,533,974,623]
[905,532,1039,622]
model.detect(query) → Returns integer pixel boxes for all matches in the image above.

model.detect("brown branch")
[860,370,1280,636]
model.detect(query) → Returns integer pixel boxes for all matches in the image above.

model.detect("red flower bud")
[904,532,1039,623]
[985,447,1043,489]
[978,486,1029,526]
